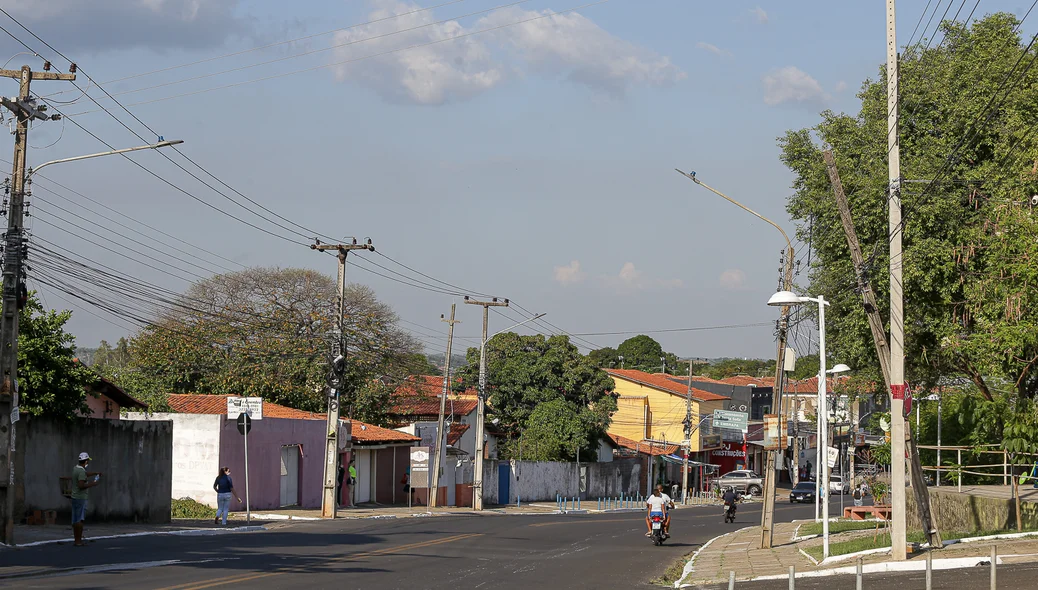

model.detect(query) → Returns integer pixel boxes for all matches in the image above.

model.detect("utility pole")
[886,0,908,561]
[429,305,459,508]
[465,296,509,511]
[761,248,793,549]
[825,149,941,549]
[0,64,74,545]
[682,361,694,504]
[312,239,374,518]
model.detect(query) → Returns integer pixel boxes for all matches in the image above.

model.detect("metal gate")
[498,464,510,505]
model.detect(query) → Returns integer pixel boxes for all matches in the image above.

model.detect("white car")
[829,475,849,495]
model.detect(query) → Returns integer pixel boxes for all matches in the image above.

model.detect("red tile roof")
[604,369,728,402]
[783,376,856,394]
[608,433,679,456]
[390,375,478,417]
[720,376,771,387]
[166,394,322,420]
[447,423,470,446]
[350,421,420,444]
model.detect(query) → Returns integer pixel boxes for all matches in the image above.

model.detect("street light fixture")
[679,169,796,551]
[768,290,849,559]
[28,139,184,177]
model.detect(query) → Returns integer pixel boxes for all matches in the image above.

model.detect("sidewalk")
[678,520,1038,587]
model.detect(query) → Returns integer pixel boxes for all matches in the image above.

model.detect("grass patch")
[799,520,888,536]
[172,497,216,520]
[803,527,1038,561]
[653,550,696,586]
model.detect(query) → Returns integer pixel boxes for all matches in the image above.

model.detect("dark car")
[789,482,816,503]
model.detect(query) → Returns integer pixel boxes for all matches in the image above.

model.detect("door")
[280,445,299,507]
[498,463,510,505]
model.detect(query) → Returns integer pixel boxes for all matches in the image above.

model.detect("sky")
[0,0,1030,362]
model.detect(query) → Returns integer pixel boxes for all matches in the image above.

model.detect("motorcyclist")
[722,486,740,518]
[645,487,668,537]
[657,484,675,538]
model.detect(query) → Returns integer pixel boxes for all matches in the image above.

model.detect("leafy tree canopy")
[587,346,619,368]
[702,358,776,380]
[457,333,616,461]
[17,294,96,418]
[614,335,682,374]
[110,267,422,418]
[780,13,1038,401]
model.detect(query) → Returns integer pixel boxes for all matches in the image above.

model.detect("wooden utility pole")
[312,239,374,518]
[464,296,509,511]
[0,65,75,545]
[823,151,891,388]
[824,150,941,549]
[885,0,909,561]
[428,305,459,508]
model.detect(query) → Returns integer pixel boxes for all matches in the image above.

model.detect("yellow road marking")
[160,533,482,590]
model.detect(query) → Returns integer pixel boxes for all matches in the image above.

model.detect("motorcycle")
[650,513,666,545]
[723,501,737,524]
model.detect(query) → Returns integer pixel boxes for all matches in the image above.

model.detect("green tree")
[16,294,96,418]
[587,347,620,368]
[119,267,422,414]
[457,333,616,461]
[615,335,681,374]
[703,358,776,380]
[779,13,1038,400]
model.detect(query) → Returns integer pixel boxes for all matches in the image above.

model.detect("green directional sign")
[713,409,749,433]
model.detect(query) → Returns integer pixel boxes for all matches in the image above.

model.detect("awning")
[660,453,719,468]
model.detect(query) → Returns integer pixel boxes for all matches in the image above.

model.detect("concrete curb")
[252,513,321,521]
[674,525,756,588]
[0,525,267,549]
[752,555,1006,581]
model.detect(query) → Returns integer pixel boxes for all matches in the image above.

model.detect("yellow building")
[605,369,727,453]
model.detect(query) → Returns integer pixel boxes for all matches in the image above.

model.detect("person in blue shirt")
[213,467,241,525]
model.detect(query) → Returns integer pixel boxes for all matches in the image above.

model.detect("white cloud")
[4,0,250,53]
[333,1,685,105]
[834,80,848,93]
[696,42,731,58]
[762,66,830,106]
[554,260,586,285]
[719,269,748,290]
[604,262,682,290]
[750,7,769,24]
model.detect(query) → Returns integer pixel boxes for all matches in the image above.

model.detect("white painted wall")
[126,413,222,506]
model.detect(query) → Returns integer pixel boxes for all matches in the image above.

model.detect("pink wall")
[80,394,120,420]
[218,417,326,510]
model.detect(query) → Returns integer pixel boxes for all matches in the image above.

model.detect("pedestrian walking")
[346,457,357,508]
[71,452,101,546]
[852,484,863,507]
[212,467,241,526]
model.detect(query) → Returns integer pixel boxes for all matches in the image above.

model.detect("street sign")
[763,414,781,450]
[826,446,839,469]
[713,409,749,433]
[237,413,252,435]
[409,446,430,488]
[227,397,263,420]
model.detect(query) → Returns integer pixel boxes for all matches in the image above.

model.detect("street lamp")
[28,140,184,177]
[769,290,849,560]
[678,168,796,551]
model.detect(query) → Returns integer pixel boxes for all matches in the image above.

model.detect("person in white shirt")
[657,485,675,537]
[645,487,671,537]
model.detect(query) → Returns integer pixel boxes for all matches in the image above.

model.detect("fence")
[916,444,1038,491]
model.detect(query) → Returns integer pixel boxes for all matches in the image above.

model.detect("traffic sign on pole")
[236,413,253,436]
[713,409,749,433]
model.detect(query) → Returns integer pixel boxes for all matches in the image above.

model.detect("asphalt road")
[0,501,859,589]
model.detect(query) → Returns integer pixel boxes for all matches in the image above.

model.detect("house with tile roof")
[79,377,149,420]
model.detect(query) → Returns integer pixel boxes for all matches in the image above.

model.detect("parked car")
[715,470,763,496]
[829,475,848,495]
[789,481,816,503]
